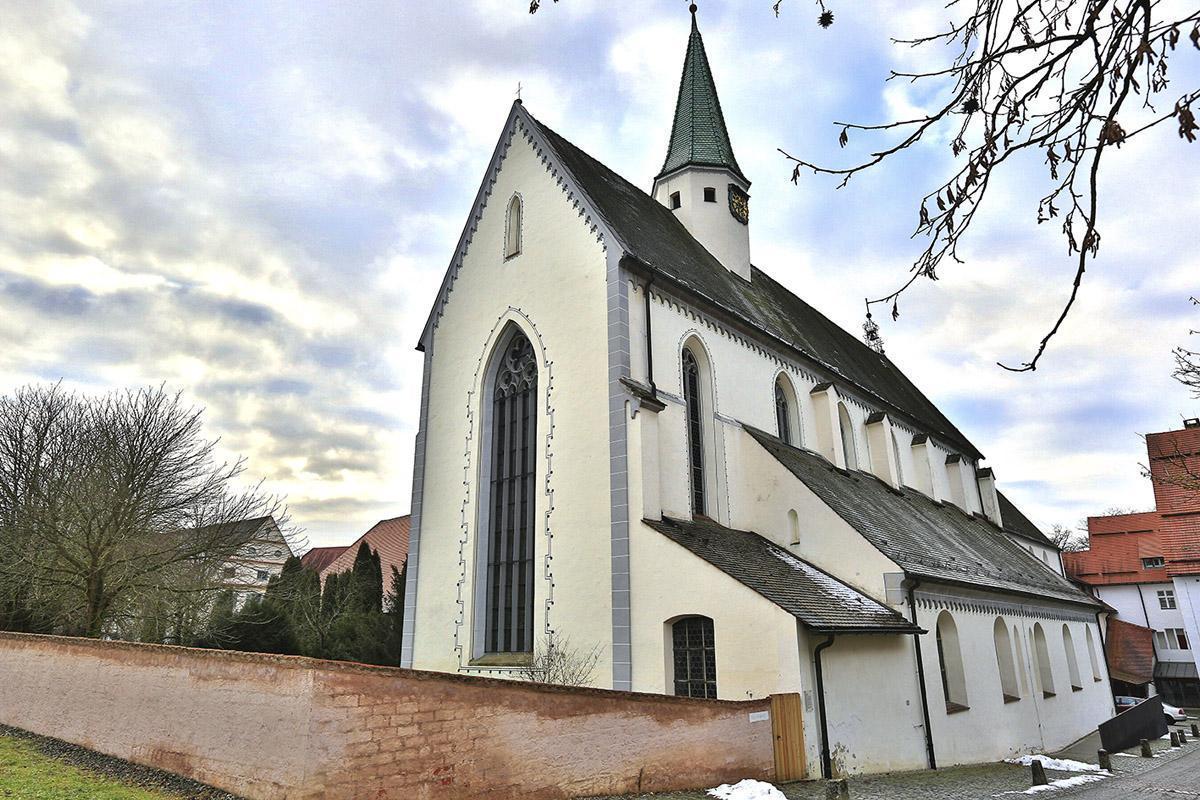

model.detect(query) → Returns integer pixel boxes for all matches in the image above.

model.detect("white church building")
[401,10,1114,778]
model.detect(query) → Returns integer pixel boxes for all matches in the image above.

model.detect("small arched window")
[671,616,717,698]
[504,195,522,258]
[482,329,538,654]
[788,509,800,546]
[1063,625,1083,691]
[838,402,858,470]
[682,347,706,516]
[993,617,1020,702]
[935,611,969,712]
[1085,627,1102,682]
[1033,623,1055,697]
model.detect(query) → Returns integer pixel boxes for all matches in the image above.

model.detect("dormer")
[651,7,752,280]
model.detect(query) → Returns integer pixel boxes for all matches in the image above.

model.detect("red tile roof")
[1064,514,1167,586]
[300,545,349,574]
[319,515,410,589]
[1104,618,1156,685]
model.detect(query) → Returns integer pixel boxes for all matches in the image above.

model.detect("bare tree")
[517,632,603,686]
[1174,297,1200,396]
[532,1,1200,370]
[1049,522,1089,551]
[0,384,288,638]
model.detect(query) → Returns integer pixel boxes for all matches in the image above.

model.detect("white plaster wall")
[628,518,804,700]
[410,125,613,683]
[1095,582,1192,664]
[914,590,1114,766]
[1169,576,1200,670]
[652,168,751,280]
[816,633,928,777]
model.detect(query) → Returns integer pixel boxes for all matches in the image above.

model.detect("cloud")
[0,0,1195,549]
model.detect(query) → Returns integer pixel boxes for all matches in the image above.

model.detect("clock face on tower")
[728,184,749,225]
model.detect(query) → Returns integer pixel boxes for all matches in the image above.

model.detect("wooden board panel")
[770,692,806,781]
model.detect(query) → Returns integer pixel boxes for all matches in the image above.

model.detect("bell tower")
[652,4,752,281]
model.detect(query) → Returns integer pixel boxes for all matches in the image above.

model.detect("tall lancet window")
[682,347,706,516]
[504,194,522,258]
[484,331,537,654]
[775,381,792,445]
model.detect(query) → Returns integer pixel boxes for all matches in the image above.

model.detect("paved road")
[1064,744,1199,798]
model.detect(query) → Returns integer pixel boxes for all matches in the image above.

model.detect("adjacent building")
[402,9,1113,778]
[301,515,411,601]
[1064,419,1200,707]
[217,516,293,607]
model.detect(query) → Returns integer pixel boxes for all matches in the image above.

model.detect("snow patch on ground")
[1003,754,1102,773]
[1009,774,1108,794]
[706,779,787,800]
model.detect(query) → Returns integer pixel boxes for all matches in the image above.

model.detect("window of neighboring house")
[504,194,522,258]
[257,570,269,581]
[1158,589,1177,609]
[1143,557,1165,569]
[669,191,682,210]
[682,347,706,516]
[703,187,717,202]
[935,611,969,712]
[482,328,539,655]
[223,567,235,579]
[671,616,717,699]
[1156,628,1191,651]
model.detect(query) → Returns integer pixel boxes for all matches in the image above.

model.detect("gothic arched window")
[1033,623,1055,697]
[682,347,706,516]
[1063,625,1083,691]
[671,616,717,698]
[504,195,522,258]
[483,330,537,654]
[993,617,1020,702]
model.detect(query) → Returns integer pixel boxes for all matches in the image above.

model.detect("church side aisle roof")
[526,110,982,460]
[657,12,747,183]
[646,515,922,634]
[744,427,1098,607]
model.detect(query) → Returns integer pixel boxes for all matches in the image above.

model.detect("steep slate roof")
[745,427,1099,607]
[646,515,922,634]
[997,491,1057,548]
[657,12,747,184]
[527,112,982,460]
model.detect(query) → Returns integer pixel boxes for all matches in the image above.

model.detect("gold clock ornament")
[728,184,749,225]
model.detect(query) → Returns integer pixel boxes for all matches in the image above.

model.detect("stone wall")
[0,632,774,799]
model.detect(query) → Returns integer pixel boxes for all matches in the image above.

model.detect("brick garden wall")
[0,632,774,799]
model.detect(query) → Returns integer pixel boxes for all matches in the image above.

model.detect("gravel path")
[0,724,244,800]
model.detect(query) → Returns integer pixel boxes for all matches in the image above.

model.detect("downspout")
[905,579,937,770]
[813,634,836,779]
[643,277,657,395]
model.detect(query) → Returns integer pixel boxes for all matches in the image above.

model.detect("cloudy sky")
[2,0,1196,549]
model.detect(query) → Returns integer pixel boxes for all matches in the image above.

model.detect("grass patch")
[0,735,176,800]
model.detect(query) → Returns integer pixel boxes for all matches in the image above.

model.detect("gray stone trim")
[400,345,434,668]
[608,255,633,690]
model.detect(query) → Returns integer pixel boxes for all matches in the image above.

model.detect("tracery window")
[672,616,717,698]
[683,347,706,516]
[484,331,538,654]
[775,382,792,445]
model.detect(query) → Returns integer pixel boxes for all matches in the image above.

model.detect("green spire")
[656,9,747,184]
